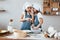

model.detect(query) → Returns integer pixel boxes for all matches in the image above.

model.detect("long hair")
[39,9,42,14]
[25,9,27,15]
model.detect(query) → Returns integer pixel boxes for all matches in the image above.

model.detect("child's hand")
[31,24,39,30]
[30,8,34,16]
[31,24,34,28]
[33,27,39,30]
[25,18,32,22]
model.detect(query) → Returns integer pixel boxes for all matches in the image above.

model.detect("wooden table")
[0,37,59,40]
[0,31,59,40]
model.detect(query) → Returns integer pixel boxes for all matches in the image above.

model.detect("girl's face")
[26,7,33,13]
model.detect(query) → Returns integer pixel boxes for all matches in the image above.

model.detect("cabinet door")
[52,2,59,8]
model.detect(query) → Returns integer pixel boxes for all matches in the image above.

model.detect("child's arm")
[20,13,26,22]
[31,14,34,23]
[36,12,43,28]
[30,8,34,23]
[37,18,43,28]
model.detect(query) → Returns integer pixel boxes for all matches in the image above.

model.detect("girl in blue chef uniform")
[31,3,43,32]
[20,2,34,30]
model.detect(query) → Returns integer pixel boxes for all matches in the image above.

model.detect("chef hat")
[23,2,32,11]
[33,3,40,11]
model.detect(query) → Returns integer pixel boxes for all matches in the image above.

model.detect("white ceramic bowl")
[31,28,42,33]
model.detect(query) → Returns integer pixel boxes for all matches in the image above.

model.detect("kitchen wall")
[0,0,60,31]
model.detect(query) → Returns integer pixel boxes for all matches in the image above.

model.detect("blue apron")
[21,13,32,30]
[34,15,42,31]
[34,15,39,26]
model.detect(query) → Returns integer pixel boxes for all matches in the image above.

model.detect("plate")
[0,30,8,34]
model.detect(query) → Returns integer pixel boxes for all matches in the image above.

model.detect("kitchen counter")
[0,30,59,40]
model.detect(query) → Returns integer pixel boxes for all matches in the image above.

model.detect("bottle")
[7,19,13,33]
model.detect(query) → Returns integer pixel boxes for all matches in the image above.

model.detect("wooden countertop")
[0,30,59,40]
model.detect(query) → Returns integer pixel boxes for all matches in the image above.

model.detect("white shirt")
[36,12,43,21]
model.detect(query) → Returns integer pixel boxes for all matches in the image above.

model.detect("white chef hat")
[33,3,40,11]
[23,2,32,11]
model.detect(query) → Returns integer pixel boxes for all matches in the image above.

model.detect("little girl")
[20,2,34,30]
[31,3,43,33]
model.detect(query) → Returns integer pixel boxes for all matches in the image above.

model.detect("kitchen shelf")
[43,0,60,16]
